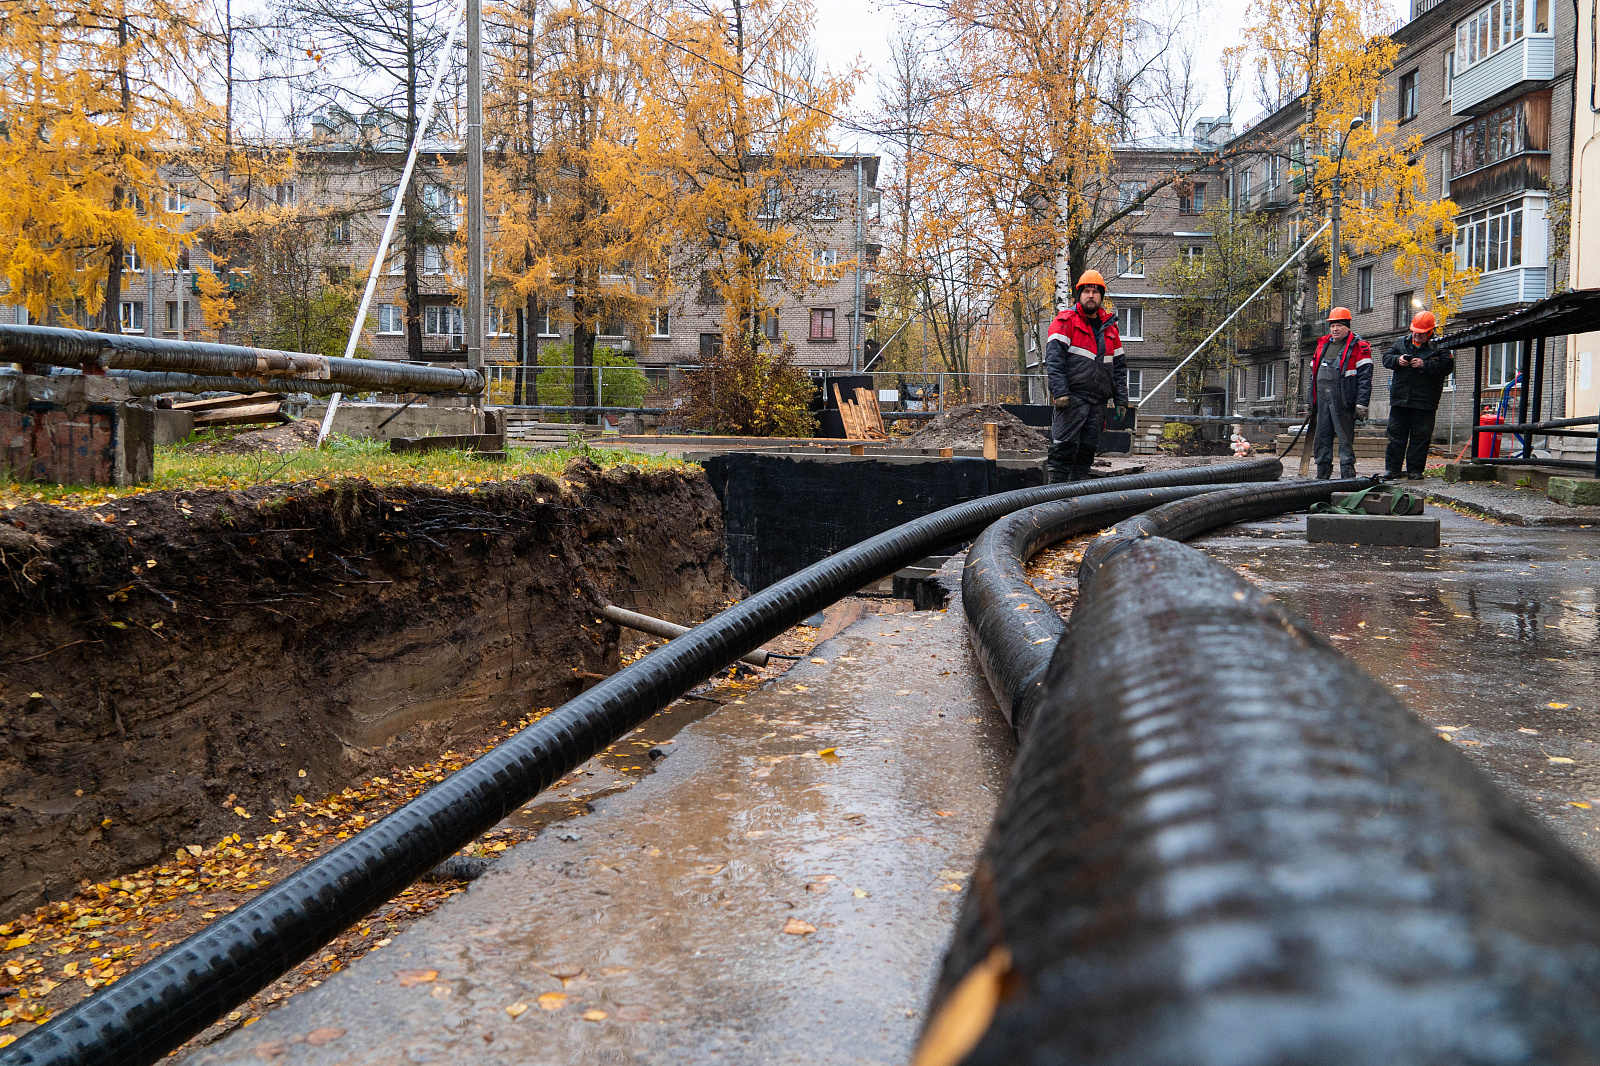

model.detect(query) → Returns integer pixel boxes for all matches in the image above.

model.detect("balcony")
[864,283,881,311]
[1458,266,1547,313]
[1237,323,1284,352]
[1452,36,1555,115]
[1447,151,1549,209]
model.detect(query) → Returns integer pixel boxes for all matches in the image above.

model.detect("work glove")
[1114,405,1128,421]
[1053,395,1072,409]
[1355,405,1369,420]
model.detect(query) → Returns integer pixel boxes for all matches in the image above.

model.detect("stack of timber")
[502,412,605,447]
[174,392,290,429]
[833,384,889,441]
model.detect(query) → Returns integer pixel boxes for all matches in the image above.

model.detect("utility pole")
[852,153,864,374]
[466,0,485,394]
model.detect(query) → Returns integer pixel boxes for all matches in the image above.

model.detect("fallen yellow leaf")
[1549,757,1577,765]
[233,806,250,819]
[1549,702,1570,709]
[582,1010,608,1021]
[810,658,828,664]
[396,969,438,987]
[783,918,817,935]
[505,1002,529,1018]
[1569,802,1592,809]
[538,992,568,1010]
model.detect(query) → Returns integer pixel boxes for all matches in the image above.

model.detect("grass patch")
[1,435,689,511]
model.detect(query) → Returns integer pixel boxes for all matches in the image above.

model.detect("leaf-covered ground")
[0,434,686,511]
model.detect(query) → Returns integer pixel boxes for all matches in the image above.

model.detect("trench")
[0,457,734,920]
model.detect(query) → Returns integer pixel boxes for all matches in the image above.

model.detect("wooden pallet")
[833,385,888,441]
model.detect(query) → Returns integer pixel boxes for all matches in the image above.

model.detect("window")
[1116,244,1146,277]
[762,311,779,340]
[165,186,189,213]
[487,307,513,335]
[424,304,464,338]
[535,303,558,337]
[811,189,839,219]
[597,314,626,338]
[1451,95,1547,176]
[1457,0,1547,77]
[1256,361,1279,400]
[326,264,351,286]
[1118,181,1145,212]
[119,301,144,333]
[1125,368,1144,401]
[758,184,781,220]
[1183,244,1206,266]
[1455,199,1525,272]
[165,300,179,331]
[1234,366,1249,401]
[1179,182,1207,213]
[868,189,882,220]
[809,308,835,340]
[1239,168,1253,200]
[422,184,459,219]
[813,248,839,279]
[377,304,404,334]
[1399,70,1419,120]
[380,185,405,215]
[1117,305,1143,340]
[274,182,297,207]
[1444,51,1456,100]
[330,218,349,243]
[422,244,448,276]
[1484,341,1519,387]
[699,333,723,359]
[387,249,404,275]
[650,307,670,337]
[1358,265,1374,312]
[1393,291,1416,331]
[1268,156,1281,189]
[123,247,143,272]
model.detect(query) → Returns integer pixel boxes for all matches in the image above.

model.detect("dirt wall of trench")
[0,459,734,918]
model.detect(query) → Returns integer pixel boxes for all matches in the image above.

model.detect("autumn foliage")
[666,333,817,437]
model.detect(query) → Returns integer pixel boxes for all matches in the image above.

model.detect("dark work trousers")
[1048,397,1104,483]
[1385,405,1437,475]
[1313,400,1357,479]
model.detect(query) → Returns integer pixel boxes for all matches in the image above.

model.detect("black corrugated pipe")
[0,324,483,394]
[963,479,1370,738]
[0,458,1284,1066]
[919,481,1600,1066]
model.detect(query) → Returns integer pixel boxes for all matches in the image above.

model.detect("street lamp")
[1328,115,1365,310]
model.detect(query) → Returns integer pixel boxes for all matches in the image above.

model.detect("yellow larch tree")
[0,0,221,329]
[619,0,858,345]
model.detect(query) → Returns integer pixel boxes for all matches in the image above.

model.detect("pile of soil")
[903,403,1049,452]
[0,458,733,916]
[182,418,321,456]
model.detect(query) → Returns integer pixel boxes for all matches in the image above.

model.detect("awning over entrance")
[1440,288,1600,348]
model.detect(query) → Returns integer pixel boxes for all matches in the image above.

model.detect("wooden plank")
[191,401,284,427]
[172,391,282,412]
[856,388,888,437]
[833,384,864,439]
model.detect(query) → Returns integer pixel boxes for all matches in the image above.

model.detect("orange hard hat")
[1327,306,1353,322]
[1076,269,1108,293]
[1411,310,1437,333]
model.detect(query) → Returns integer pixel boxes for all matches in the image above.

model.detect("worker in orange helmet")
[1381,310,1455,480]
[1307,307,1373,479]
[1043,269,1129,483]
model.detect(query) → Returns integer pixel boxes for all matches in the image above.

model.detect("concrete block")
[1307,513,1441,547]
[0,373,152,486]
[1547,477,1600,507]
[389,433,505,455]
[1331,489,1425,515]
[1443,462,1496,482]
[153,408,195,445]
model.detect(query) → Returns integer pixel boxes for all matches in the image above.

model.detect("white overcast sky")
[811,0,1401,149]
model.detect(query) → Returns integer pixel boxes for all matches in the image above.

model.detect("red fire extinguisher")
[1476,408,1503,458]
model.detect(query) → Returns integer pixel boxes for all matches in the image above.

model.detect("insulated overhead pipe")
[0,458,1283,1066]
[0,324,484,395]
[923,480,1600,1066]
[108,370,347,398]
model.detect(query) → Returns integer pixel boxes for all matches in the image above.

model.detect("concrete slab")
[1306,513,1441,547]
[1443,462,1497,482]
[191,591,1013,1066]
[1424,477,1600,526]
[1549,476,1600,507]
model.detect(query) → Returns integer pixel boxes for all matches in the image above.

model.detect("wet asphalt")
[188,497,1600,1065]
[1199,506,1600,862]
[190,593,1013,1065]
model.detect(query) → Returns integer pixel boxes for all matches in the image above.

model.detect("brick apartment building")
[1076,0,1574,441]
[2,108,882,390]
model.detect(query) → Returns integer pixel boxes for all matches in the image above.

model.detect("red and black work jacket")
[1307,331,1374,409]
[1045,305,1128,406]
